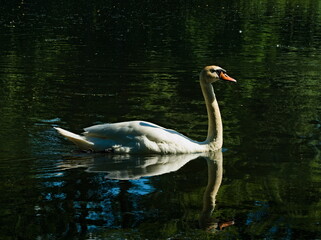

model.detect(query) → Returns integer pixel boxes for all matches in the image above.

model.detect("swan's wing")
[83,120,193,144]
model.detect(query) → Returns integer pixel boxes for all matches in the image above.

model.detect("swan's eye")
[210,69,216,73]
[216,69,227,76]
[215,70,224,77]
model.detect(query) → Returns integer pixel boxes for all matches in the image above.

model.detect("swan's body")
[56,120,214,154]
[55,65,236,154]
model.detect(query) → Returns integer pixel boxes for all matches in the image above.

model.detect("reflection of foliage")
[0,0,321,239]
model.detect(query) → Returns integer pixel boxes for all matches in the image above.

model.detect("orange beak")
[220,72,237,82]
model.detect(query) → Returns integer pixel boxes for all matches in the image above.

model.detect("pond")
[1,0,321,239]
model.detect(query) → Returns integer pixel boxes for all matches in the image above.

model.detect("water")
[1,0,321,239]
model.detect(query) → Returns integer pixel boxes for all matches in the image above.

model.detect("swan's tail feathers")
[54,127,94,150]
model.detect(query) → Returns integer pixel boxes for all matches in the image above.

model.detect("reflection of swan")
[59,153,208,180]
[199,150,234,232]
[85,153,204,180]
[54,65,236,154]
[59,151,234,231]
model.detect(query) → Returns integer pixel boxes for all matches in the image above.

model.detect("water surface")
[1,0,321,239]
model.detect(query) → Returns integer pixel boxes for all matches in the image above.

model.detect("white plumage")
[55,121,207,154]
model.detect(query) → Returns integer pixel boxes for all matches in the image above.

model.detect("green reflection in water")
[0,0,321,239]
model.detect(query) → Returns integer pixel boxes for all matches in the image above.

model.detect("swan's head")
[201,65,236,84]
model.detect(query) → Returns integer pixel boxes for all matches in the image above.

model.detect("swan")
[54,65,236,154]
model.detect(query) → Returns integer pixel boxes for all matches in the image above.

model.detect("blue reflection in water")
[36,167,67,200]
[42,181,65,188]
[128,178,156,195]
[246,201,269,225]
[43,192,66,201]
[245,201,293,239]
[79,178,156,231]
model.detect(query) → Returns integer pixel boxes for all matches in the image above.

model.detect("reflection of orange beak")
[220,72,237,82]
[219,220,235,230]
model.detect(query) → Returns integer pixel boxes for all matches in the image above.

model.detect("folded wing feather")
[83,121,193,144]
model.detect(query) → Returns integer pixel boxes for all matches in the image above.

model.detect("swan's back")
[82,121,202,153]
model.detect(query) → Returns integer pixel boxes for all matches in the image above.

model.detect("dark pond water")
[1,0,321,239]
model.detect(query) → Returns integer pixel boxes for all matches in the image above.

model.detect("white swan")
[54,65,236,154]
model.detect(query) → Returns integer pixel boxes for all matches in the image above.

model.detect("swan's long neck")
[200,79,223,150]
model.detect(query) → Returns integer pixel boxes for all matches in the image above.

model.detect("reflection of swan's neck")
[200,80,223,150]
[199,152,223,229]
[201,157,223,218]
